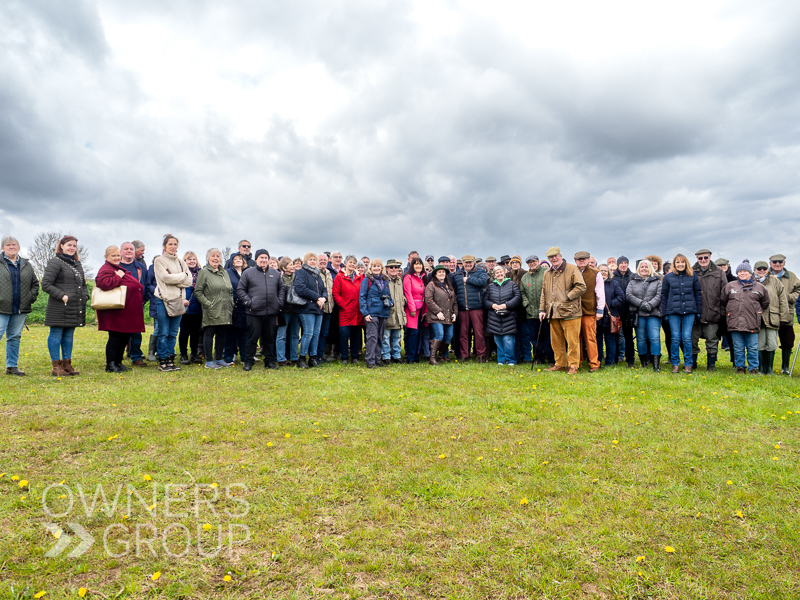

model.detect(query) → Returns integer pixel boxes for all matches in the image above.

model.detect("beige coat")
[153,253,192,302]
[760,272,792,329]
[539,262,587,320]
[386,274,407,329]
[320,268,334,314]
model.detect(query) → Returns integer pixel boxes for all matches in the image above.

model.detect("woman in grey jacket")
[625,259,663,372]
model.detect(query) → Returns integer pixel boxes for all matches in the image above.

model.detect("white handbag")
[91,285,128,310]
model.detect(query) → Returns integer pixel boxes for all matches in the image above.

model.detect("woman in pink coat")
[95,245,145,373]
[403,257,427,363]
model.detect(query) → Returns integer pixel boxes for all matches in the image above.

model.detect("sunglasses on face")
[756,267,768,271]
[698,256,710,260]
[240,245,251,249]
[771,260,784,264]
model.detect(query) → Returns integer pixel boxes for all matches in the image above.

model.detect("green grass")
[1,325,799,599]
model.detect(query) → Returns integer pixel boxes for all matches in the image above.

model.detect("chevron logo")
[45,523,94,557]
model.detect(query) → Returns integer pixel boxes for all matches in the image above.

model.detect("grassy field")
[1,325,799,599]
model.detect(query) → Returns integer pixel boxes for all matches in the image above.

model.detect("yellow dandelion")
[18,480,28,488]
[202,523,212,531]
[11,475,19,481]
[612,440,619,445]
[78,588,88,598]
[107,434,118,441]
[142,474,152,481]
[664,546,675,553]
[223,575,232,582]
[541,461,549,465]
[267,442,273,447]
[438,454,446,459]
[519,497,529,505]
[736,510,744,519]
[726,480,733,485]
[151,571,161,581]
[477,456,484,461]
[284,433,291,438]
[33,592,46,599]
[209,483,218,488]
[636,556,645,562]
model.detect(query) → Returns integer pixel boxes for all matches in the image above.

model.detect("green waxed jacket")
[194,264,234,328]
[519,265,547,319]
[0,255,39,314]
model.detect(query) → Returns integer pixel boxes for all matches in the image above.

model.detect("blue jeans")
[277,314,300,362]
[636,316,663,357]
[298,313,323,358]
[47,326,75,361]
[0,313,27,367]
[382,328,402,360]
[405,327,420,362]
[316,313,331,359]
[731,332,759,370]
[339,325,362,360]
[494,334,516,365]
[667,314,694,366]
[153,298,182,358]
[430,322,453,344]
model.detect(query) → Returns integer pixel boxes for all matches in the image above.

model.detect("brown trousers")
[580,315,601,369]
[550,318,582,368]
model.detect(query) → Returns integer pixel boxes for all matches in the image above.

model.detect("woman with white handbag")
[94,246,145,373]
[152,234,193,372]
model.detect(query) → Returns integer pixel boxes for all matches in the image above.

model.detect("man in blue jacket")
[119,241,150,367]
[453,255,488,362]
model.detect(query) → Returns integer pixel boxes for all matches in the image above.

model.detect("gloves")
[641,302,651,312]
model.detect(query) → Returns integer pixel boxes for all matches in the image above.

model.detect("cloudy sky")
[2,0,799,271]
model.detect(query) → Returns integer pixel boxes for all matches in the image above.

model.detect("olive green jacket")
[194,264,234,328]
[760,272,791,330]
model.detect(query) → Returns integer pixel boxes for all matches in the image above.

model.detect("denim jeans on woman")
[298,313,323,359]
[494,334,516,365]
[0,313,27,367]
[666,314,694,366]
[636,316,663,357]
[277,314,300,362]
[48,326,76,361]
[153,298,182,358]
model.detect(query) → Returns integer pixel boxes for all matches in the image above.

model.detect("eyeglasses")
[332,255,342,258]
[426,258,434,262]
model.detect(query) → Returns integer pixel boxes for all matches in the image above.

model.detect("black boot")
[765,351,776,375]
[639,354,648,368]
[180,354,190,365]
[692,353,698,369]
[295,358,309,369]
[116,362,130,372]
[652,355,661,372]
[758,351,767,374]
[781,350,791,375]
[707,356,716,372]
[106,361,120,373]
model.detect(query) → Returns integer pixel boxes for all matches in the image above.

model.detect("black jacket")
[612,268,633,314]
[599,278,625,329]
[41,255,89,328]
[237,266,286,316]
[226,266,249,328]
[484,279,522,336]
[293,265,328,315]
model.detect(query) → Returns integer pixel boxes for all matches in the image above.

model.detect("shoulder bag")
[91,285,128,310]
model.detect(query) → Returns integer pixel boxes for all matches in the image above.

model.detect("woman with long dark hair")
[402,257,427,363]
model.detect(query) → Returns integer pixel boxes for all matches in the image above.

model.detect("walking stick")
[790,334,800,376]
[531,318,544,371]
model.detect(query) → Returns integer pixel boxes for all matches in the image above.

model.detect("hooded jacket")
[720,279,769,333]
[757,271,791,330]
[194,264,234,328]
[626,274,663,318]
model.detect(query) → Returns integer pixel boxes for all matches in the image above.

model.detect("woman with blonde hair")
[360,258,393,368]
[41,235,89,376]
[95,245,145,373]
[293,251,328,367]
[152,234,192,372]
[625,259,663,371]
[661,253,701,373]
[178,250,203,365]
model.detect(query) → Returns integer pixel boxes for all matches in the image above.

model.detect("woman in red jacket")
[332,255,364,365]
[95,246,145,373]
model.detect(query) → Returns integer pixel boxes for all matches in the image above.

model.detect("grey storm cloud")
[1,0,799,271]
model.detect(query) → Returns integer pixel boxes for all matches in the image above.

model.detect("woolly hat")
[736,259,753,274]
[617,255,629,264]
[254,249,269,260]
[510,255,522,264]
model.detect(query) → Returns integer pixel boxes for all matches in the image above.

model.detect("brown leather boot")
[61,359,80,376]
[51,360,69,377]
[438,344,451,363]
[429,340,440,365]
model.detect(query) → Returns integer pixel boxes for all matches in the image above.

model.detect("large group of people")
[1,234,799,377]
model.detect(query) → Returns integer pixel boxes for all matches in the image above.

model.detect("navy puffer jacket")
[452,267,488,311]
[484,279,522,336]
[293,265,327,315]
[661,271,702,316]
[599,278,625,329]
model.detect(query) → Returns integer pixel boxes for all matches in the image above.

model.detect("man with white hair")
[119,241,150,367]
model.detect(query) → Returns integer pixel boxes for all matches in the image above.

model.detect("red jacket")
[332,271,364,326]
[95,261,145,334]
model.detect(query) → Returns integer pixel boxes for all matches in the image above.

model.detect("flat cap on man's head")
[425,254,434,261]
[386,259,402,268]
[438,255,450,263]
[485,256,497,262]
[461,254,475,263]
[754,260,769,270]
[714,258,729,266]
[695,249,712,256]
[545,246,560,258]
[525,255,539,263]
[574,250,590,260]
[770,253,787,262]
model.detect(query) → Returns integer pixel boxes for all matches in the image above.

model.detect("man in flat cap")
[691,249,727,371]
[573,250,605,372]
[539,247,587,374]
[769,253,800,374]
[521,255,554,365]
[453,254,488,362]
